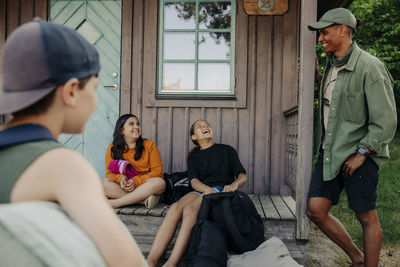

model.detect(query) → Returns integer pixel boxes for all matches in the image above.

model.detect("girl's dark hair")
[189,120,211,156]
[111,114,144,161]
[189,121,200,156]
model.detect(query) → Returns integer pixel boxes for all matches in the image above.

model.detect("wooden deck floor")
[116,194,296,220]
[115,194,304,264]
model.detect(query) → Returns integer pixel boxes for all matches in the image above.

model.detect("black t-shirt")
[187,144,246,187]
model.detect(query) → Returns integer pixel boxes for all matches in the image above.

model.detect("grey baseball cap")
[0,19,100,115]
[308,8,357,31]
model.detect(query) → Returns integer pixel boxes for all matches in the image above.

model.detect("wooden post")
[120,0,133,115]
[296,0,317,240]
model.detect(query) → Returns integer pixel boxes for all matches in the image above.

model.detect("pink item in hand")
[108,160,139,178]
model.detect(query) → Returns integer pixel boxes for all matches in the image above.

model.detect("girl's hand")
[223,183,238,192]
[120,175,128,188]
[124,178,135,192]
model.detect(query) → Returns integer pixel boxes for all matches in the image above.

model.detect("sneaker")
[144,195,160,209]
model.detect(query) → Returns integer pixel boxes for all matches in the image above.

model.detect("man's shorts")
[308,152,379,213]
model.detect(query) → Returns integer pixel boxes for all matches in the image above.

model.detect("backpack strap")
[0,123,57,148]
[197,192,226,220]
[197,196,212,221]
[221,192,252,252]
[199,191,264,254]
[221,191,265,253]
[198,191,236,221]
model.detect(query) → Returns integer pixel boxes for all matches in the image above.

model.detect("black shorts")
[308,152,379,213]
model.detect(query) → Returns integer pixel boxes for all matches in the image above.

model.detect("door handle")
[104,84,118,90]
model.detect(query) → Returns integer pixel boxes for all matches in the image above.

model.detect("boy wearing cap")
[0,20,146,266]
[306,8,397,267]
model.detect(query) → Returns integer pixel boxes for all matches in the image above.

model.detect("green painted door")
[50,0,121,177]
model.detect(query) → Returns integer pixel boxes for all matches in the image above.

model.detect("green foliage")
[349,0,400,130]
[169,2,232,45]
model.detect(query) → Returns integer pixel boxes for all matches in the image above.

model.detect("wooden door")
[50,0,122,177]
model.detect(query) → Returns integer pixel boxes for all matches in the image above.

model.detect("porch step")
[116,194,304,265]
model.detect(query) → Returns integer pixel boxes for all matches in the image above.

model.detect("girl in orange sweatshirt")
[103,114,165,209]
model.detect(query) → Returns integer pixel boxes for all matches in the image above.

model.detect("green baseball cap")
[308,8,356,31]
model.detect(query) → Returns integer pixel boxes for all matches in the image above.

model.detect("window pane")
[164,2,195,29]
[199,2,231,29]
[199,32,230,60]
[164,33,195,60]
[163,63,195,90]
[198,63,230,91]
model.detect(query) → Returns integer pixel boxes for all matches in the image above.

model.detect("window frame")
[157,0,236,97]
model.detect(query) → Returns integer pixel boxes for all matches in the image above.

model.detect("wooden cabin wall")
[124,0,300,195]
[0,0,48,124]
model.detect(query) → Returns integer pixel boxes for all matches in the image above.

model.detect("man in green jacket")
[306,8,397,267]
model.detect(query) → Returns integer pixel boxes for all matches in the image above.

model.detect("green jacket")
[315,43,397,181]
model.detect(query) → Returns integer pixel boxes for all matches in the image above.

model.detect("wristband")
[357,147,369,157]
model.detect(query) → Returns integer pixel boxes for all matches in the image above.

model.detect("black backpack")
[162,171,192,205]
[197,191,265,254]
[186,219,227,267]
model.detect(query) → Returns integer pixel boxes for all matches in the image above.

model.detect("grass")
[330,135,400,248]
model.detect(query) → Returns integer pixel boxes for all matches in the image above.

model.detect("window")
[158,0,236,96]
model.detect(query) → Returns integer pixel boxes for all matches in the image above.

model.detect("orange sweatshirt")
[105,140,162,187]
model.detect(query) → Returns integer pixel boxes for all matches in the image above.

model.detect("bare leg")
[163,195,203,267]
[108,177,165,208]
[102,178,127,199]
[147,193,201,267]
[307,197,364,266]
[356,210,382,267]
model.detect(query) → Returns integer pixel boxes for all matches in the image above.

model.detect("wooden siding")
[0,0,48,124]
[123,0,300,195]
[0,0,49,70]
